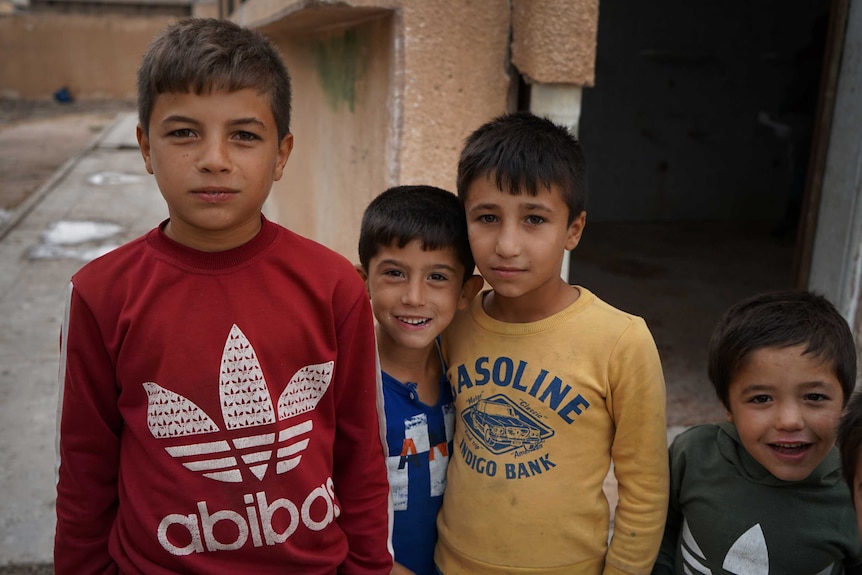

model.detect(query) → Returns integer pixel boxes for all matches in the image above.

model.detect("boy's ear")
[458,275,484,310]
[272,133,294,182]
[354,264,370,297]
[724,408,734,423]
[565,210,587,251]
[136,124,154,175]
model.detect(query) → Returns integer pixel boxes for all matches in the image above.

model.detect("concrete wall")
[0,13,177,99]
[512,0,597,85]
[263,14,395,256]
[809,0,862,344]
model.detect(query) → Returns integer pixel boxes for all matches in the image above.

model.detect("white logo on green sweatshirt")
[680,519,834,575]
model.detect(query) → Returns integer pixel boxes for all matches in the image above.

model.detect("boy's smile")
[464,175,585,322]
[725,344,844,482]
[363,240,471,356]
[137,88,292,251]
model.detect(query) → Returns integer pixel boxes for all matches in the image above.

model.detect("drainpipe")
[529,83,584,283]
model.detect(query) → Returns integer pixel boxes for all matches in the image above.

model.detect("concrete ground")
[0,104,796,571]
[0,108,164,572]
[572,220,796,427]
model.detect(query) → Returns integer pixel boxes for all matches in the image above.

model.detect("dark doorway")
[573,1,829,427]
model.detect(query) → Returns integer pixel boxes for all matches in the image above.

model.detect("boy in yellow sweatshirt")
[434,112,669,574]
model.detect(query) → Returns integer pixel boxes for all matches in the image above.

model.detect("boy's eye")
[428,273,449,282]
[525,215,546,225]
[749,394,772,404]
[169,128,196,138]
[233,131,259,142]
[383,269,405,279]
[477,214,498,224]
[804,393,829,402]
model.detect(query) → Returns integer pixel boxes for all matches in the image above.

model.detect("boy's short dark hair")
[456,112,587,225]
[708,289,857,409]
[137,17,292,140]
[358,185,474,279]
[839,389,862,495]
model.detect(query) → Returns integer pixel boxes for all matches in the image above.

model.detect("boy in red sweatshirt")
[53,17,392,574]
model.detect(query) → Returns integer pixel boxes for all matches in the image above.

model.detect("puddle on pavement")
[87,171,145,186]
[29,219,122,262]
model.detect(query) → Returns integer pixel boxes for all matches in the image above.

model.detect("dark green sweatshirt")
[653,422,862,575]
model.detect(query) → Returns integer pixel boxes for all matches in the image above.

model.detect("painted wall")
[263,15,395,258]
[0,14,177,99]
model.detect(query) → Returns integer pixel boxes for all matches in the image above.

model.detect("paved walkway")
[0,113,164,566]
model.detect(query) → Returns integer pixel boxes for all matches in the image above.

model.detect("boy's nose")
[775,402,805,430]
[196,138,232,173]
[495,223,522,258]
[401,280,425,306]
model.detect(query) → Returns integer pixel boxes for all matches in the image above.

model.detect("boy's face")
[725,344,844,482]
[362,239,475,355]
[136,88,292,251]
[463,175,585,313]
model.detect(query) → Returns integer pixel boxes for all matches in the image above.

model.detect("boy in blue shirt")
[357,186,482,575]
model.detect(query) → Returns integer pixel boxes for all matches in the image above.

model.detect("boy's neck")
[163,214,264,252]
[377,339,440,382]
[376,330,442,402]
[484,279,580,323]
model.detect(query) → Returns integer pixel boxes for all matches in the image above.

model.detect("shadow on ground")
[0,566,53,574]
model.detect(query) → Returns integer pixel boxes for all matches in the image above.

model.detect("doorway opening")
[574,1,831,426]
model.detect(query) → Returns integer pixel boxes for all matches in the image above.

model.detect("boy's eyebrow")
[161,115,268,130]
[227,117,268,130]
[427,262,460,273]
[521,202,555,212]
[466,202,499,213]
[375,258,459,273]
[737,380,836,393]
[161,114,200,125]
[736,383,775,394]
[467,201,554,213]
[798,380,839,391]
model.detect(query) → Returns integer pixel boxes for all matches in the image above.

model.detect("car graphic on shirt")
[462,394,553,454]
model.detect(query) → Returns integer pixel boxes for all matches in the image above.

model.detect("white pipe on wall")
[529,83,584,283]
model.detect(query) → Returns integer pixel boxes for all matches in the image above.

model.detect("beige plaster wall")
[395,1,511,189]
[263,15,395,259]
[0,14,177,99]
[192,1,220,18]
[511,0,598,85]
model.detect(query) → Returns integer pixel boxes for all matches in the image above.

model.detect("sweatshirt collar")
[147,215,279,271]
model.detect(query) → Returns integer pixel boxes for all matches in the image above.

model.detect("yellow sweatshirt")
[435,287,668,574]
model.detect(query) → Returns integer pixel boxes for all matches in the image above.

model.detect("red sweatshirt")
[55,217,392,574]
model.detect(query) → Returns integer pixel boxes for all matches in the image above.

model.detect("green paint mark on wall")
[313,29,366,112]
